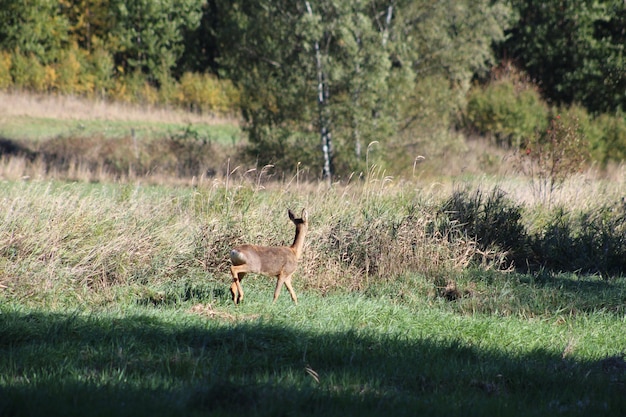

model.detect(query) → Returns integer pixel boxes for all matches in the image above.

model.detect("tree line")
[1,0,625,179]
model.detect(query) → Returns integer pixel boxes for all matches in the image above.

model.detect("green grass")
[0,115,241,144]
[1,280,625,417]
[0,177,625,416]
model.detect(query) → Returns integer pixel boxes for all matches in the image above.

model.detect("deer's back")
[230,244,297,276]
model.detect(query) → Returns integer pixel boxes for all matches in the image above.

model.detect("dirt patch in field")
[189,303,261,322]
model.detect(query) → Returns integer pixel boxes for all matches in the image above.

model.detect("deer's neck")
[290,224,308,259]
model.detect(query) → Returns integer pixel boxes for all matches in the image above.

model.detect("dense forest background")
[0,0,625,179]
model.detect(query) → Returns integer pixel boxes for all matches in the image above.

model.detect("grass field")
[0,115,241,144]
[0,178,624,416]
[0,93,625,416]
[0,92,242,182]
[0,91,240,142]
[1,278,625,417]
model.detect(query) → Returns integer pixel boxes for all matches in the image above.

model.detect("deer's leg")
[273,275,286,302]
[284,276,298,305]
[229,266,239,303]
[235,272,245,303]
[230,266,246,305]
[230,280,241,304]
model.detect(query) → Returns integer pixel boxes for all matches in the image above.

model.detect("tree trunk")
[305,1,333,185]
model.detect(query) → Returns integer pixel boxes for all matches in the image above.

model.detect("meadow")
[0,94,625,416]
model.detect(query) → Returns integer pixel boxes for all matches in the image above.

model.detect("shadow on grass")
[0,309,624,417]
[0,131,235,179]
[0,137,35,160]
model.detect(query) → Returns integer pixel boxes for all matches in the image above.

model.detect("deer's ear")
[288,209,295,221]
[301,209,308,222]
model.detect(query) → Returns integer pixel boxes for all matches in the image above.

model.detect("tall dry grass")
[0,91,625,303]
[1,166,624,306]
[0,175,446,302]
[0,91,236,125]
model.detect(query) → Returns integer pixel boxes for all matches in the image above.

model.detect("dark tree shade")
[504,0,626,113]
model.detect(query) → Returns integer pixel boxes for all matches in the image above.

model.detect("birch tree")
[213,0,511,178]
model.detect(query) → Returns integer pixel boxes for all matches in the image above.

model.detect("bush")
[515,114,589,203]
[55,46,83,94]
[156,72,182,106]
[33,127,230,180]
[11,52,47,92]
[179,72,240,114]
[439,187,529,269]
[0,51,11,89]
[590,113,626,166]
[465,79,548,148]
[88,47,115,98]
[531,201,626,276]
[428,186,626,276]
[110,71,159,105]
[242,126,321,177]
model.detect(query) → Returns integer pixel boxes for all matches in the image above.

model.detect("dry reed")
[0,167,624,305]
[0,91,236,125]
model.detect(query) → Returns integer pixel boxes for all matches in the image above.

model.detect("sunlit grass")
[0,175,624,304]
[0,115,241,144]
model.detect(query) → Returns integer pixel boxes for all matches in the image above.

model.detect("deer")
[229,208,308,305]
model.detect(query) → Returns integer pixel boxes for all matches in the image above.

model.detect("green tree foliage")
[465,71,548,148]
[212,1,354,175]
[211,1,319,173]
[386,1,512,174]
[177,0,220,76]
[504,0,626,114]
[0,0,223,106]
[106,0,204,82]
[214,0,512,178]
[396,0,511,86]
[4,1,626,172]
[59,0,113,51]
[0,0,70,63]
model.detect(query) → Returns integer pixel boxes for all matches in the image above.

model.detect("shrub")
[590,113,626,166]
[109,71,159,105]
[88,47,115,98]
[0,51,12,89]
[516,114,589,203]
[241,126,320,177]
[11,52,47,92]
[162,126,227,177]
[35,127,229,180]
[179,72,240,115]
[531,201,626,276]
[465,79,548,148]
[439,187,529,269]
[55,46,83,94]
[156,72,182,106]
[545,104,626,169]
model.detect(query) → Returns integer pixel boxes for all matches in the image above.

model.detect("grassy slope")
[0,115,241,144]
[0,92,241,144]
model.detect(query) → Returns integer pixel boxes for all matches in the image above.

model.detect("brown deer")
[229,208,308,305]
